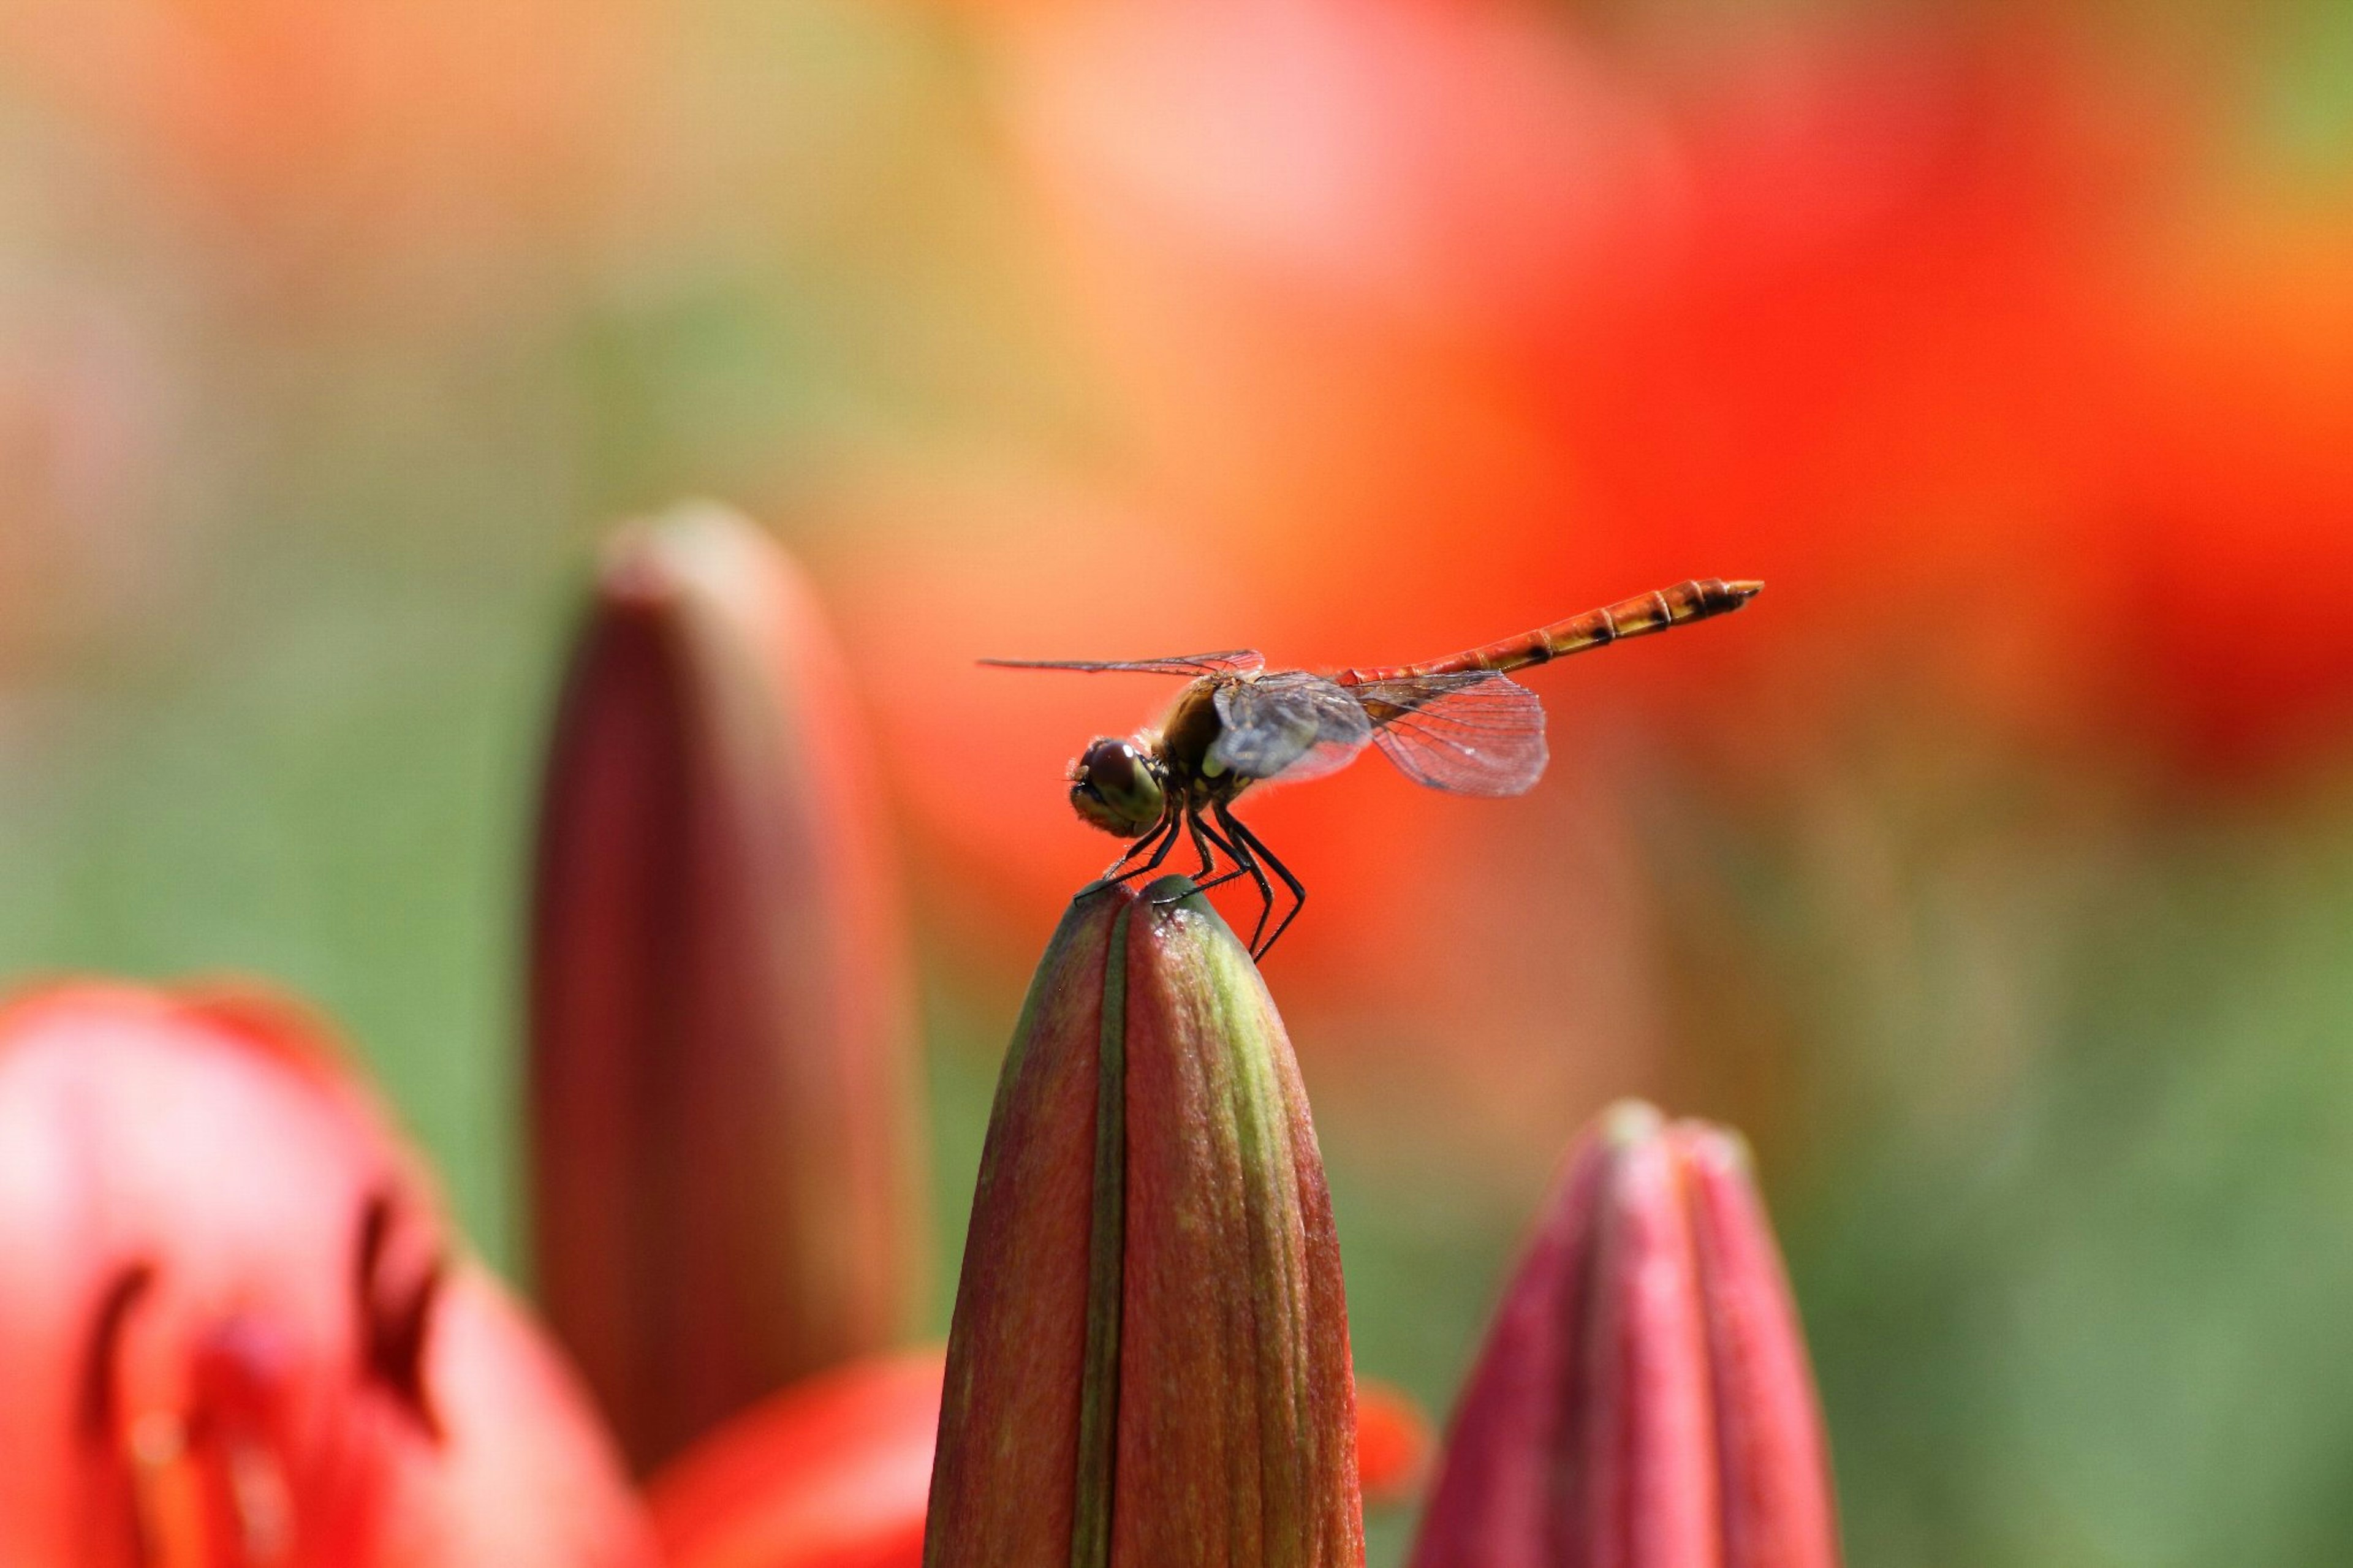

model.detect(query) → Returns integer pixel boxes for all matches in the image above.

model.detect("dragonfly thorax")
[1154,677,1232,784]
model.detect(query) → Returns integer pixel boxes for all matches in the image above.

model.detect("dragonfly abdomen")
[1336,577,1761,684]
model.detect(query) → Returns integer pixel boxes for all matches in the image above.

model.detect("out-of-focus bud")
[528,502,926,1473]
[0,983,656,1568]
[1410,1103,1840,1568]
[649,1350,943,1568]
[926,876,1362,1567]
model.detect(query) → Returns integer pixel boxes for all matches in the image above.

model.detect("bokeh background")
[4,0,2352,1561]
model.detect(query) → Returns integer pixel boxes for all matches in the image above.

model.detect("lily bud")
[1409,1104,1840,1568]
[926,877,1363,1567]
[528,502,926,1472]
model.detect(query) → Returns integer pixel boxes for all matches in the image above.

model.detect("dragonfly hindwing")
[1210,673,1373,783]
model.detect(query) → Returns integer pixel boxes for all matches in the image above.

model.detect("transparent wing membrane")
[1210,672,1373,783]
[979,650,1265,676]
[1346,672,1548,796]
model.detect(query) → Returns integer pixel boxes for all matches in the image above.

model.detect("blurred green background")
[6,0,2353,1562]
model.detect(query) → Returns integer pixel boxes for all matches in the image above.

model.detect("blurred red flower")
[650,1352,942,1568]
[820,0,2352,1168]
[2099,197,2353,779]
[0,983,656,1568]
[962,0,2353,775]
[835,0,2353,830]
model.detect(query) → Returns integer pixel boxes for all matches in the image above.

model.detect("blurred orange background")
[5,0,2352,1562]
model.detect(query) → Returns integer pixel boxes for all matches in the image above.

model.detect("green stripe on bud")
[928,877,1363,1568]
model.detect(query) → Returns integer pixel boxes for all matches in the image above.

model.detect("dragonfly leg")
[1186,807,1251,896]
[1149,807,1245,903]
[1103,811,1182,885]
[1203,801,1276,954]
[1218,803,1303,960]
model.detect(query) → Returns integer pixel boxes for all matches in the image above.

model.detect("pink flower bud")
[528,503,926,1472]
[1410,1104,1840,1568]
[926,877,1363,1567]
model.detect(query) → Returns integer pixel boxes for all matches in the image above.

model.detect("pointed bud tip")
[595,542,676,613]
[1086,874,1235,949]
[1600,1099,1665,1148]
[593,502,777,613]
[1137,873,1203,906]
[1671,1119,1756,1180]
[1070,876,1156,906]
[1727,578,1765,604]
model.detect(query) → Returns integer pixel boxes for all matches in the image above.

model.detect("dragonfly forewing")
[977,650,1265,676]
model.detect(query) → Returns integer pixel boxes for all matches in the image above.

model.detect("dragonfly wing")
[1349,672,1548,796]
[1210,672,1373,784]
[979,650,1265,676]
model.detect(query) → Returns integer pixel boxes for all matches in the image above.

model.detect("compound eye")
[1069,738,1165,836]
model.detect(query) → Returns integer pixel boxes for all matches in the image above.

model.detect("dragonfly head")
[1069,736,1167,837]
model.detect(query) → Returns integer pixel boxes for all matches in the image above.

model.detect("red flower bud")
[0,983,656,1567]
[1410,1104,1840,1568]
[926,876,1363,1567]
[528,503,926,1472]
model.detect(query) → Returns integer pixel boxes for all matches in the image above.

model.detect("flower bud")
[1410,1103,1840,1568]
[528,502,926,1472]
[926,876,1363,1567]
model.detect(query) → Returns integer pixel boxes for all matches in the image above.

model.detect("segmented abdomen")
[1334,578,1760,686]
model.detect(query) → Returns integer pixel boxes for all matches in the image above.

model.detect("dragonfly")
[986,577,1762,960]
